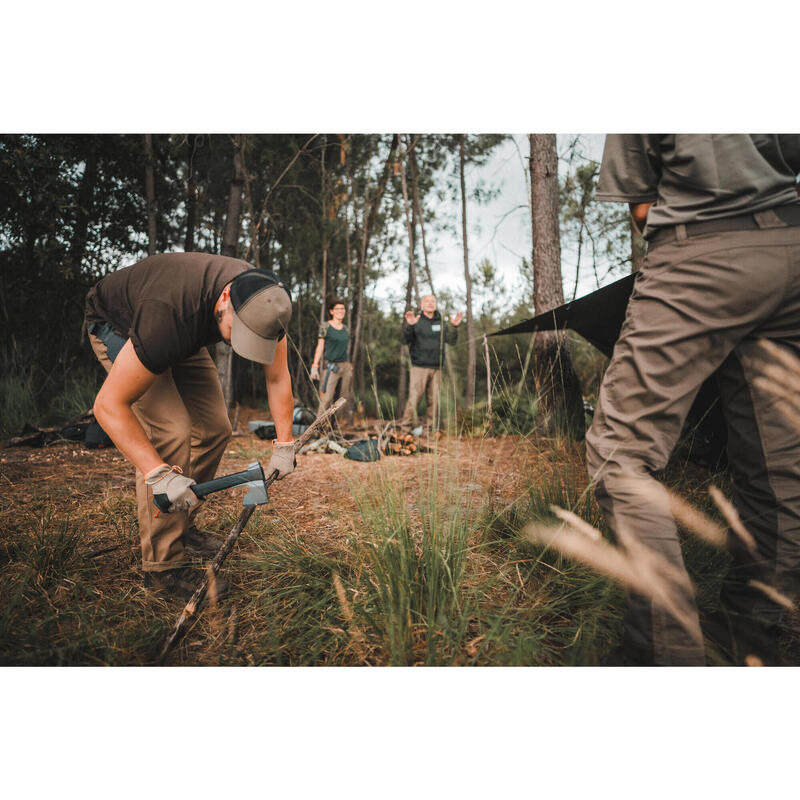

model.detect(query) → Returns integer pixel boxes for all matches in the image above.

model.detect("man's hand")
[267,441,295,479]
[404,310,420,326]
[449,311,465,326]
[145,464,199,513]
[309,363,320,381]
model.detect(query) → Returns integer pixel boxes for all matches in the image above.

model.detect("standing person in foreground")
[587,134,800,665]
[399,294,464,434]
[310,297,351,416]
[85,253,295,600]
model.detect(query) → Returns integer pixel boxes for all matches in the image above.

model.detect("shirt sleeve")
[445,322,458,345]
[403,323,414,345]
[596,134,662,203]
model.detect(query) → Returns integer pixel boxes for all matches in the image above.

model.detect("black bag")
[344,439,381,462]
[292,406,316,436]
[251,422,277,441]
[84,421,114,449]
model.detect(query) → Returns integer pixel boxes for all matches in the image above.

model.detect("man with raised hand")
[588,135,800,665]
[85,253,295,600]
[400,294,463,434]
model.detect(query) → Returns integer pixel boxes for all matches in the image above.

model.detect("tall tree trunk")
[398,136,420,308]
[241,142,259,268]
[216,134,246,410]
[459,135,476,408]
[185,134,198,252]
[143,134,157,256]
[529,134,585,437]
[630,217,647,272]
[409,142,435,295]
[68,148,98,279]
[343,145,354,309]
[348,134,399,416]
[319,135,329,323]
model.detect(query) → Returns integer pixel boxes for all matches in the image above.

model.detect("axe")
[152,461,269,513]
[158,397,347,663]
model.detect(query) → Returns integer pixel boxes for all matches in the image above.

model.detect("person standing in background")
[310,298,351,416]
[400,294,463,434]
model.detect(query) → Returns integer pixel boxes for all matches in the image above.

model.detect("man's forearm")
[266,375,293,441]
[93,399,165,475]
[264,338,294,441]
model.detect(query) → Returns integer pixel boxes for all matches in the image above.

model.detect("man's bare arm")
[263,337,294,442]
[93,340,165,475]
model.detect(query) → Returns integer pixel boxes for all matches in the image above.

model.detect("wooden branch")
[158,397,347,663]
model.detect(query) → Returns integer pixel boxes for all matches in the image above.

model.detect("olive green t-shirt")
[319,322,349,363]
[85,252,249,374]
[597,134,800,237]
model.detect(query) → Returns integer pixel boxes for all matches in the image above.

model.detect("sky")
[376,134,608,316]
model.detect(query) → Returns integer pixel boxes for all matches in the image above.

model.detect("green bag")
[344,439,381,462]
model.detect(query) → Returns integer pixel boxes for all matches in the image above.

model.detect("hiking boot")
[143,566,229,603]
[184,526,225,558]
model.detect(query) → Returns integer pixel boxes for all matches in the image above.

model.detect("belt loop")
[753,209,786,229]
[675,223,688,243]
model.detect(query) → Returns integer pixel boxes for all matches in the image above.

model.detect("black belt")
[648,204,800,249]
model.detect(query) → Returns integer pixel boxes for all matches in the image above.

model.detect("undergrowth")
[0,433,753,667]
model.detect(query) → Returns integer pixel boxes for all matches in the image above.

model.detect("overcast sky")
[376,133,608,315]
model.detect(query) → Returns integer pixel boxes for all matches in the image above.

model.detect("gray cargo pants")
[586,214,800,665]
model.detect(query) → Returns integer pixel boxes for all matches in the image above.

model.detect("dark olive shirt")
[597,134,800,237]
[319,322,349,363]
[85,252,248,374]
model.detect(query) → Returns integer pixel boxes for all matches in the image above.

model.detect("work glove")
[310,364,320,381]
[145,464,199,513]
[267,441,296,480]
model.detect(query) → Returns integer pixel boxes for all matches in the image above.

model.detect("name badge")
[431,324,441,332]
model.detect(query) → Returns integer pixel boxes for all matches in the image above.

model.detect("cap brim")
[230,313,279,364]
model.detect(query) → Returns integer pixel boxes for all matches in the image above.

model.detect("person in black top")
[400,294,463,432]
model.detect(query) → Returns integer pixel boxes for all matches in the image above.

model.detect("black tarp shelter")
[490,274,727,466]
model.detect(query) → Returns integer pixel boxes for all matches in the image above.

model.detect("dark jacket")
[402,310,458,369]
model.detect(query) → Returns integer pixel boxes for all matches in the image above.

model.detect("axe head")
[242,461,269,506]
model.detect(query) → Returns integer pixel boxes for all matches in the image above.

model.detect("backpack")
[343,439,381,462]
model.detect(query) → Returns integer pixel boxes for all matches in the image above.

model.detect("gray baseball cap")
[229,270,292,364]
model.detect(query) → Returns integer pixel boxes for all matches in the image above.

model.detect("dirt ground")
[0,407,561,554]
[3,408,797,666]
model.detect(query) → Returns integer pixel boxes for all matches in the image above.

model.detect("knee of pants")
[203,415,233,451]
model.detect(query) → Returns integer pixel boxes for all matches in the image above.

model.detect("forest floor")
[1,407,798,667]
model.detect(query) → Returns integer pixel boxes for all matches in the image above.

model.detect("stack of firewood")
[382,431,419,456]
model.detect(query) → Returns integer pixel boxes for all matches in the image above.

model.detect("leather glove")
[267,441,296,480]
[310,364,320,381]
[145,464,199,513]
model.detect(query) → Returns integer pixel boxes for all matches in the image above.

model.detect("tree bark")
[630,216,647,272]
[143,134,157,256]
[398,136,420,308]
[529,134,585,437]
[409,143,435,295]
[216,134,246,410]
[459,135,476,408]
[184,134,198,252]
[348,135,399,416]
[68,147,98,278]
[319,135,329,323]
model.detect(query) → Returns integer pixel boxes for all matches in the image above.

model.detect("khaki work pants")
[90,335,232,572]
[400,366,441,430]
[586,216,800,665]
[316,361,352,417]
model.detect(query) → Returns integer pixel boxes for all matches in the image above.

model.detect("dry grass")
[1,406,797,666]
